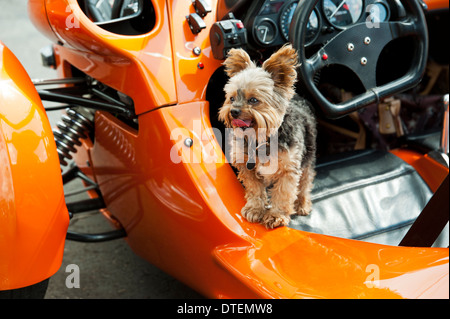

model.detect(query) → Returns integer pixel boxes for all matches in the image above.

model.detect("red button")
[322,53,328,61]
[236,21,244,29]
[197,62,204,69]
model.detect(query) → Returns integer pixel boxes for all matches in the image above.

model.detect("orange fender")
[0,42,69,290]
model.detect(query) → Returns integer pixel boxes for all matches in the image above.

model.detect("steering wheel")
[290,0,429,119]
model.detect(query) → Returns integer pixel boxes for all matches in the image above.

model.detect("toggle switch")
[187,13,206,34]
[193,0,211,18]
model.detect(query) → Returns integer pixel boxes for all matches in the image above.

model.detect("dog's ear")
[223,48,255,78]
[262,44,298,95]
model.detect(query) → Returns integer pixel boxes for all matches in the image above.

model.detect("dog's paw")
[261,210,290,229]
[297,207,311,216]
[241,203,265,223]
[295,198,312,216]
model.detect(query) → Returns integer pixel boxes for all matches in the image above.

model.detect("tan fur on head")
[219,66,283,136]
[223,48,256,78]
[262,44,298,100]
[220,46,298,136]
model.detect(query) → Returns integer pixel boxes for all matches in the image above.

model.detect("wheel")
[0,279,49,299]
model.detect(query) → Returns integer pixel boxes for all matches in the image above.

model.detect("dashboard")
[244,0,394,48]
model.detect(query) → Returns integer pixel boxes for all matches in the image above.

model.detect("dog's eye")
[248,97,259,105]
[229,96,235,102]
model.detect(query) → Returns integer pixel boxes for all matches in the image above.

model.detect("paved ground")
[1,0,202,299]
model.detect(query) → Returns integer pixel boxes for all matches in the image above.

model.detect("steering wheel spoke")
[304,50,327,77]
[389,19,419,38]
[321,23,397,89]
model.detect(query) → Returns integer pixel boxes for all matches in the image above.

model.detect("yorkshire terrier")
[219,44,317,229]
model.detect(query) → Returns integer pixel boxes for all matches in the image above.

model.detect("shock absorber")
[53,108,94,167]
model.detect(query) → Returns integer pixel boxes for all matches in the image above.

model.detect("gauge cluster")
[245,0,392,48]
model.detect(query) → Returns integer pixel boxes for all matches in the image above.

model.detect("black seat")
[289,150,449,247]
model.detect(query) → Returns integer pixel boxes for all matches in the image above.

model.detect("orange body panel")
[74,103,448,299]
[424,0,449,10]
[391,149,449,192]
[214,229,449,298]
[0,42,69,290]
[168,0,223,103]
[26,0,449,298]
[29,0,223,112]
[31,0,178,114]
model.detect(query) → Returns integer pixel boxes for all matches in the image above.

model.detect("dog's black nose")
[231,108,241,118]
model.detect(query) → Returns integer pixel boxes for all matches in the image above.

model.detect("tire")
[0,279,49,299]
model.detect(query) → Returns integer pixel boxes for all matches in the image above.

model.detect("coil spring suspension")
[53,108,93,166]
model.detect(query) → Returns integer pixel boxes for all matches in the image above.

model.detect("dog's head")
[218,44,298,137]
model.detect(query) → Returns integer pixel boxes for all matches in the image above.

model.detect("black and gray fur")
[276,94,316,170]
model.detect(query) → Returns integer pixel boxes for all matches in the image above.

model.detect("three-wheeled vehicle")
[1,0,448,298]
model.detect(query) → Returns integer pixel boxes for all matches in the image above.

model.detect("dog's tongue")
[232,119,252,128]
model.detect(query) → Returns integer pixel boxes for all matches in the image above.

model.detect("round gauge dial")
[367,2,389,24]
[255,19,277,45]
[323,0,364,28]
[280,2,320,45]
[305,10,320,44]
[280,2,298,40]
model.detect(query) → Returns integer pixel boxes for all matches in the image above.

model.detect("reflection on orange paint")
[391,149,449,192]
[0,42,69,290]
